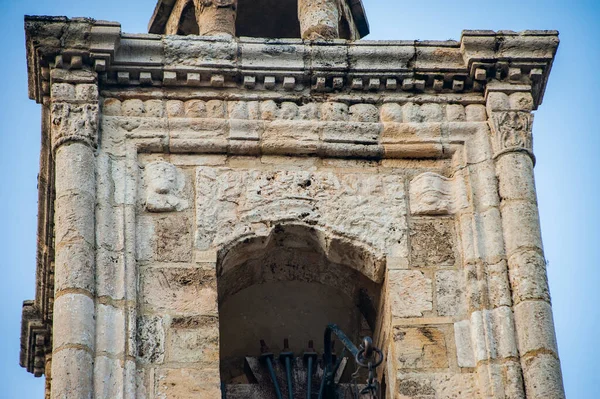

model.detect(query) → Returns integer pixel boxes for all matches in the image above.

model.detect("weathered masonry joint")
[21,1,563,398]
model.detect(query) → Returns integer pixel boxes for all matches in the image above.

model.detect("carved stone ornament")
[490,111,533,156]
[50,102,99,150]
[145,161,189,212]
[409,172,466,215]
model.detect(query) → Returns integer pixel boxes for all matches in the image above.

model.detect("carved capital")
[489,110,533,159]
[50,102,99,151]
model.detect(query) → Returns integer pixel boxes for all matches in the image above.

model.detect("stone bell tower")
[20,0,564,398]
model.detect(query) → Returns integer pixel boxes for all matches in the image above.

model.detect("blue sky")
[1,0,598,397]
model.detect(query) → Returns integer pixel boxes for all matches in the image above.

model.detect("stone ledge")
[26,17,558,108]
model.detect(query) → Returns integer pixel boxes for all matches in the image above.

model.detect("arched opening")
[338,15,352,40]
[217,224,384,390]
[177,1,199,35]
[235,0,301,38]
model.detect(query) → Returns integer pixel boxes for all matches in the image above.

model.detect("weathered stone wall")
[96,95,492,398]
[21,16,563,399]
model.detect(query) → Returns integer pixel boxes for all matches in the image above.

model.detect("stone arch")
[216,222,387,384]
[177,0,199,35]
[235,0,301,38]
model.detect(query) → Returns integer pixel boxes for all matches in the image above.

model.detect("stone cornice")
[26,17,558,109]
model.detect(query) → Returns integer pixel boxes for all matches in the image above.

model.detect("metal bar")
[324,324,359,365]
[317,368,327,399]
[285,356,294,399]
[267,358,283,399]
[266,356,284,399]
[307,356,313,399]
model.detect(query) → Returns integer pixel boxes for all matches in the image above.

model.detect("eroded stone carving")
[490,111,533,156]
[144,162,189,212]
[409,172,468,215]
[196,168,407,256]
[50,102,99,150]
[409,172,452,215]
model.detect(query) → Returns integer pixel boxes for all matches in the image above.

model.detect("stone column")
[487,88,565,399]
[49,70,99,399]
[298,0,340,40]
[195,0,237,36]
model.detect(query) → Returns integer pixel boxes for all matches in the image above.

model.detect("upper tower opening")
[149,0,369,40]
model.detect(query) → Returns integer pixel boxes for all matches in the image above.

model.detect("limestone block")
[229,120,264,141]
[474,207,505,262]
[260,100,279,120]
[206,100,226,118]
[51,83,75,101]
[496,153,537,202]
[454,320,476,367]
[420,103,444,122]
[53,294,95,350]
[486,92,509,112]
[166,100,185,118]
[501,201,543,255]
[514,300,558,355]
[321,102,349,121]
[55,193,95,246]
[167,316,219,366]
[321,122,381,144]
[96,248,126,300]
[139,267,218,315]
[155,368,221,399]
[279,102,299,120]
[136,215,156,262]
[394,327,448,369]
[522,354,565,399]
[298,103,321,120]
[137,315,165,364]
[402,103,422,123]
[487,260,513,308]
[382,123,442,144]
[164,37,236,68]
[436,270,465,317]
[54,240,95,293]
[457,213,477,265]
[465,105,487,122]
[144,100,165,118]
[52,348,94,399]
[508,250,550,304]
[155,213,193,262]
[509,92,534,112]
[184,100,207,118]
[446,104,466,122]
[464,126,493,164]
[349,104,379,122]
[468,160,500,211]
[471,307,518,362]
[410,218,456,267]
[102,98,121,116]
[490,306,518,359]
[96,304,125,355]
[55,143,96,196]
[388,270,432,318]
[94,356,124,399]
[144,161,189,212]
[122,99,145,117]
[396,372,479,398]
[380,103,403,122]
[261,120,320,155]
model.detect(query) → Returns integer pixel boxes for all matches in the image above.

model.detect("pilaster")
[486,84,565,399]
[49,67,99,399]
[194,0,237,36]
